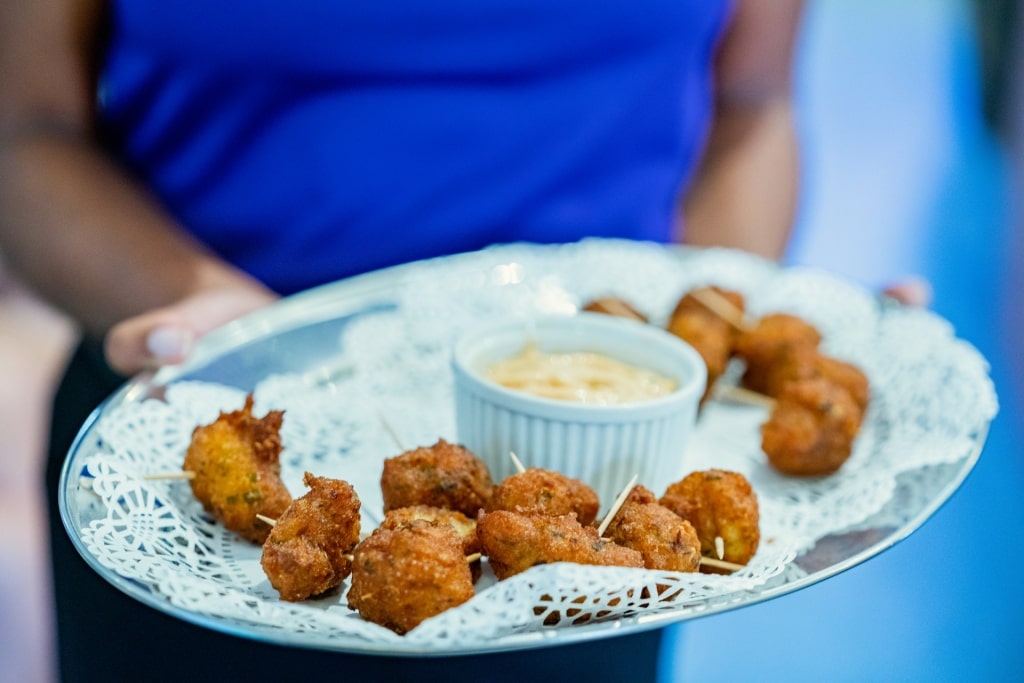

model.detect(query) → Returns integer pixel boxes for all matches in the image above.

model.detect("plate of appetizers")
[59,239,997,654]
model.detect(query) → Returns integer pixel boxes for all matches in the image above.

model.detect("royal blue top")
[98,0,732,295]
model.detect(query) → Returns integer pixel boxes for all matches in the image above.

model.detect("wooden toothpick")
[378,413,406,452]
[256,514,277,527]
[596,473,639,538]
[589,297,646,321]
[699,556,745,573]
[508,451,527,474]
[143,471,196,481]
[690,287,751,333]
[712,384,776,409]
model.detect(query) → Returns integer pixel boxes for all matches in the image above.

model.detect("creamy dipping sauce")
[485,344,677,405]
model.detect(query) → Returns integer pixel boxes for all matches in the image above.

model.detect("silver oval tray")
[59,239,997,655]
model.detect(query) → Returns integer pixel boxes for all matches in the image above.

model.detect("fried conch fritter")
[667,286,746,402]
[733,313,823,397]
[380,439,493,516]
[812,354,870,417]
[487,467,600,526]
[600,485,701,573]
[183,394,292,543]
[761,377,862,476]
[659,469,760,568]
[348,521,475,635]
[379,504,482,581]
[733,311,870,416]
[379,505,480,556]
[477,510,643,581]
[260,472,361,602]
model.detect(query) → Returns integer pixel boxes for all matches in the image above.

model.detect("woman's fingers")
[105,312,189,375]
[881,277,933,308]
[104,287,277,375]
[145,326,195,365]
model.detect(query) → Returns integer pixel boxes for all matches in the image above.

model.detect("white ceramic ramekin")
[451,312,707,510]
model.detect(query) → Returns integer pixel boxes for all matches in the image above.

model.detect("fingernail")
[147,327,194,363]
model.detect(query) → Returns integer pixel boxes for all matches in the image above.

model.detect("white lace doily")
[71,239,997,653]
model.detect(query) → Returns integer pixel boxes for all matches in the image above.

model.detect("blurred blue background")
[661,0,1024,680]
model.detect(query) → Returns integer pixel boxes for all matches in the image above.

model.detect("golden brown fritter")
[601,486,701,573]
[380,505,482,582]
[729,310,870,422]
[260,472,362,602]
[659,469,760,567]
[761,377,861,476]
[380,505,480,556]
[347,521,475,635]
[477,510,643,580]
[582,297,649,322]
[666,286,746,402]
[487,467,600,526]
[737,346,870,424]
[183,394,292,543]
[813,354,870,417]
[380,439,493,517]
[734,313,822,397]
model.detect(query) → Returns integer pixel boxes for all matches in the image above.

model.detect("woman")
[0,1,802,680]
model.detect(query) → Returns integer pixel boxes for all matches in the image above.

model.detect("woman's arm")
[0,0,274,372]
[681,0,804,260]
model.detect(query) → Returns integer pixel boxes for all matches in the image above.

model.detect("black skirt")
[45,337,665,683]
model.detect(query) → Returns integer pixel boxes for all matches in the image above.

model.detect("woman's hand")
[882,277,933,308]
[104,283,278,376]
